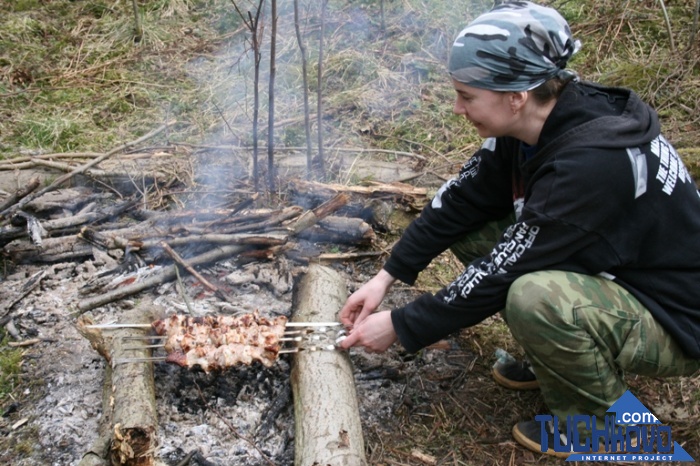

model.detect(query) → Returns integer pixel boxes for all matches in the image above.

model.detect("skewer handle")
[85,324,153,329]
[285,322,341,327]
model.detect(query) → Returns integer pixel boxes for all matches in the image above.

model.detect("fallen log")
[3,234,95,263]
[290,264,367,466]
[76,315,113,466]
[76,308,160,466]
[108,308,158,466]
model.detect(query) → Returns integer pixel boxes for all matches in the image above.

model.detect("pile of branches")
[0,125,428,322]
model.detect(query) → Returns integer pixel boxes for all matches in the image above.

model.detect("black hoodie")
[386,81,700,357]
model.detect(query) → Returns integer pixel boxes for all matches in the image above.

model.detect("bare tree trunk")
[293,0,314,179]
[657,0,675,53]
[229,0,265,192]
[316,0,329,179]
[251,4,264,192]
[691,0,700,50]
[380,0,386,34]
[131,0,143,43]
[267,0,278,191]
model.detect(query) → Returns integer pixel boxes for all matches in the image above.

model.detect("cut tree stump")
[290,264,367,466]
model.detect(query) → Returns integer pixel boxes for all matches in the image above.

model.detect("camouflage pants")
[450,217,700,428]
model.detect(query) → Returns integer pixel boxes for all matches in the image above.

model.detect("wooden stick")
[0,269,46,322]
[76,243,248,313]
[290,193,349,234]
[160,241,218,292]
[0,176,40,212]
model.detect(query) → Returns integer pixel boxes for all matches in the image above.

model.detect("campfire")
[0,135,428,466]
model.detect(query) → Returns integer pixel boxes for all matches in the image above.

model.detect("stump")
[290,264,367,466]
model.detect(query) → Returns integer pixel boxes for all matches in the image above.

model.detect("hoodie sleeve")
[383,137,517,285]
[391,146,637,353]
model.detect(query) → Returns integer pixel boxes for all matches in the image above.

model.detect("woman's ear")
[510,91,528,114]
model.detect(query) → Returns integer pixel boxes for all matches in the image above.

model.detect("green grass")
[0,336,23,403]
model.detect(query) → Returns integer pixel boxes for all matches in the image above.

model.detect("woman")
[338,0,700,458]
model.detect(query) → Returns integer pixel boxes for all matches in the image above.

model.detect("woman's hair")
[529,75,576,104]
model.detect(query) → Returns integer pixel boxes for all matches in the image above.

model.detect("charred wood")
[161,241,218,292]
[0,176,41,213]
[0,198,138,247]
[76,244,250,313]
[4,234,95,264]
[290,193,349,234]
[24,189,117,216]
[0,269,46,324]
[296,216,374,245]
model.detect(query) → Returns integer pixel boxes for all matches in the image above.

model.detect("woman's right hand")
[338,269,396,329]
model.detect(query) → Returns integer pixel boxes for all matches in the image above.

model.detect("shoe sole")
[492,367,539,390]
[512,423,573,459]
[512,423,640,459]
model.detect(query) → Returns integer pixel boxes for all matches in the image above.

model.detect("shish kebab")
[87,312,347,373]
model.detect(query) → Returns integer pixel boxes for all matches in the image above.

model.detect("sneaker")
[512,420,575,459]
[492,359,539,390]
[513,420,638,458]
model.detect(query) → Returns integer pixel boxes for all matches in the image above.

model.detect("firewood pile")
[0,167,427,318]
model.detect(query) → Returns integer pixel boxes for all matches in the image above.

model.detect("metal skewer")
[86,323,153,329]
[86,321,342,330]
[113,356,167,366]
[97,318,347,366]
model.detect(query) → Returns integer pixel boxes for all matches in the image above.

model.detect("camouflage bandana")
[448,1,581,91]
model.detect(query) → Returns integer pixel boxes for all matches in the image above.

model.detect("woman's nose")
[453,98,466,116]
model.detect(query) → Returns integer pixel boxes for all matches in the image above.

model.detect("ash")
[0,255,465,466]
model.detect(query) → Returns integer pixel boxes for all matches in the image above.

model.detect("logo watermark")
[535,390,695,462]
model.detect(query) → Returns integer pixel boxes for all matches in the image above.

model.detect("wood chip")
[7,338,41,347]
[410,448,437,465]
[12,418,29,430]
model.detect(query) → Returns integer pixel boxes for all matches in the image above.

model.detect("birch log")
[108,307,159,466]
[291,264,367,466]
[78,308,160,466]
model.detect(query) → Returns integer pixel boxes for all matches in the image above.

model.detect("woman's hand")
[338,310,397,353]
[339,269,396,328]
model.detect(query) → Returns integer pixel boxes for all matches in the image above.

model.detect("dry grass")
[1,0,699,465]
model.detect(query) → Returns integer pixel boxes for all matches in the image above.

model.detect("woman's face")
[452,79,515,139]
